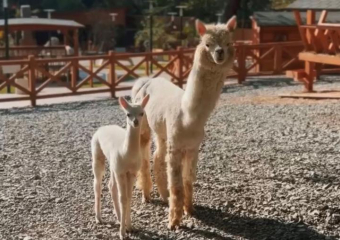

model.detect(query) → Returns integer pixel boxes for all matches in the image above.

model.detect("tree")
[41,0,85,11]
[185,0,227,23]
[87,10,117,51]
[271,0,295,9]
[135,17,177,50]
[223,0,241,23]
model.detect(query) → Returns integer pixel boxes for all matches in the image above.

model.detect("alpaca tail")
[131,77,151,103]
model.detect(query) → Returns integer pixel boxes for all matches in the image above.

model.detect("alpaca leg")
[167,146,184,230]
[183,149,199,216]
[126,172,136,232]
[116,174,128,240]
[92,140,105,224]
[136,119,153,203]
[154,136,168,202]
[109,171,121,223]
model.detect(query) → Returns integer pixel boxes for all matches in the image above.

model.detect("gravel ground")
[1,76,340,240]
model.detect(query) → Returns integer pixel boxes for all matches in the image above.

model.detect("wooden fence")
[0,41,303,107]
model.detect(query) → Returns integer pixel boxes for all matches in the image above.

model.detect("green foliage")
[185,0,226,23]
[237,0,271,27]
[271,0,295,9]
[41,0,85,11]
[135,17,177,50]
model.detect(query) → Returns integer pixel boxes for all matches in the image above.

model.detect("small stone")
[31,175,41,180]
[95,233,103,239]
[332,214,340,224]
[187,222,194,229]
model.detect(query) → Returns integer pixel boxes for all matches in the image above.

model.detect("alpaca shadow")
[190,205,336,240]
[98,222,176,240]
[150,198,168,207]
[130,229,177,240]
[304,174,340,185]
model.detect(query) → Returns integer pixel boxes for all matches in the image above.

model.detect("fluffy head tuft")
[194,16,237,69]
[119,95,149,128]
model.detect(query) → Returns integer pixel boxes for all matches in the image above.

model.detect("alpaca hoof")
[168,218,181,230]
[119,230,126,240]
[95,216,103,224]
[160,195,169,204]
[126,225,135,233]
[142,195,151,204]
[184,206,195,217]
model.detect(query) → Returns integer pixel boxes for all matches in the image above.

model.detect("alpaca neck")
[181,58,225,126]
[123,123,140,154]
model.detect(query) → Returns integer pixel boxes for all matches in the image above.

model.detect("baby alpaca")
[91,95,150,239]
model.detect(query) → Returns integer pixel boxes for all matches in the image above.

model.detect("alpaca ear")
[226,15,237,32]
[119,97,129,110]
[195,19,206,37]
[141,94,150,109]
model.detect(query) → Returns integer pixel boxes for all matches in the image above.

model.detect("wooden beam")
[73,30,79,56]
[305,61,315,92]
[315,10,328,41]
[294,10,309,50]
[306,10,316,44]
[329,31,340,53]
[299,52,340,65]
[63,30,69,46]
[318,10,328,24]
[307,10,316,24]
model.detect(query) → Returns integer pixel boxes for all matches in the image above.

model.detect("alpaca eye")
[206,44,210,47]
[127,113,131,117]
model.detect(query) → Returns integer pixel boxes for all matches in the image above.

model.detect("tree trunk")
[223,0,241,23]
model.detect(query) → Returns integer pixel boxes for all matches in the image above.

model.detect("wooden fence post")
[89,59,94,87]
[28,55,36,107]
[108,51,116,98]
[145,53,150,76]
[71,59,77,93]
[274,45,283,74]
[237,45,246,84]
[315,63,322,80]
[305,61,315,92]
[177,47,183,88]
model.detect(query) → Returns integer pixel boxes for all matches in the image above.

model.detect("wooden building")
[251,11,340,71]
[252,11,340,44]
[283,0,340,94]
[0,18,84,58]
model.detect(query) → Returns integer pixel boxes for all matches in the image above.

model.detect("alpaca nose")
[216,48,224,55]
[133,119,139,126]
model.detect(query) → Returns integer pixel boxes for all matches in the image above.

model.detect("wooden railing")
[233,41,304,83]
[0,42,304,107]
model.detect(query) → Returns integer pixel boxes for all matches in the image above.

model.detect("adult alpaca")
[132,16,237,229]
